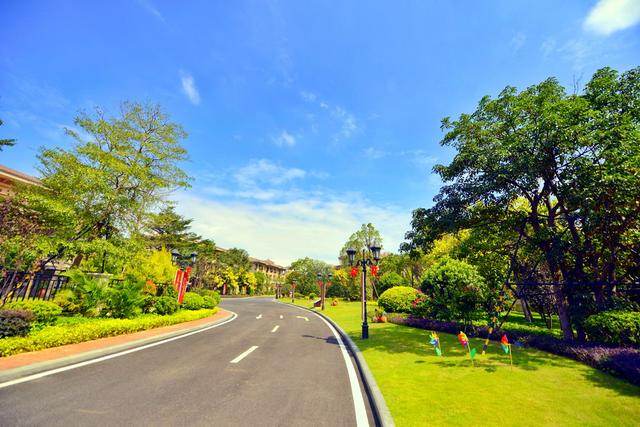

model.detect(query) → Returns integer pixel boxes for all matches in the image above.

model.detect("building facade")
[0,164,41,197]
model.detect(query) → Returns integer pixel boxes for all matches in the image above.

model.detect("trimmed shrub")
[201,296,217,309]
[0,310,35,338]
[585,310,640,347]
[378,286,419,313]
[419,257,487,324]
[308,293,317,300]
[197,289,221,307]
[182,292,205,310]
[0,309,217,357]
[3,300,62,325]
[377,272,406,295]
[155,296,179,315]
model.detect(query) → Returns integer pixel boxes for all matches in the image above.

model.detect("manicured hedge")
[584,310,640,347]
[378,286,419,313]
[3,300,62,325]
[182,292,205,310]
[0,310,35,338]
[0,308,217,357]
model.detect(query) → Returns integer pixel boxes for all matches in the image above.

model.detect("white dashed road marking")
[230,346,259,364]
[271,325,280,333]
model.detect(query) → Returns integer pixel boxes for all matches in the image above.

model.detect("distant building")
[250,257,287,282]
[0,164,41,197]
[214,246,287,281]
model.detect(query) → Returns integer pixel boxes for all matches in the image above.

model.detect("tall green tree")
[144,205,201,251]
[21,102,190,267]
[0,119,16,151]
[217,248,252,272]
[286,257,333,295]
[404,67,640,341]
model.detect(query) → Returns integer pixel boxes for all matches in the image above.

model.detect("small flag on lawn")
[430,331,442,356]
[501,334,510,354]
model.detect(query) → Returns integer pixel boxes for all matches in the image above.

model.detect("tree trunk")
[521,297,534,322]
[553,284,574,340]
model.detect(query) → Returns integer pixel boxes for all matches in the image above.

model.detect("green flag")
[435,347,442,357]
[502,344,510,354]
[470,348,477,359]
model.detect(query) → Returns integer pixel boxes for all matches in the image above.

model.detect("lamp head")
[346,248,356,265]
[190,251,198,265]
[369,242,381,262]
[171,248,180,264]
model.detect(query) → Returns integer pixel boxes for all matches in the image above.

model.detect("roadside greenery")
[286,299,640,427]
[0,308,217,357]
[403,67,640,342]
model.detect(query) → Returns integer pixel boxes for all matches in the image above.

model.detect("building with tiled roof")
[0,164,42,197]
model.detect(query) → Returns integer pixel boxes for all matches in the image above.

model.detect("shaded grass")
[286,300,640,427]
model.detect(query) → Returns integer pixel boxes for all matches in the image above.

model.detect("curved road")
[0,297,375,426]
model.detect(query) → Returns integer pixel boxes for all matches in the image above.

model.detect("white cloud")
[137,0,165,22]
[540,38,557,57]
[584,0,640,35]
[332,106,358,140]
[510,32,526,51]
[300,91,317,102]
[174,191,408,266]
[234,159,306,187]
[364,147,387,160]
[180,71,200,105]
[272,130,296,147]
[173,158,403,265]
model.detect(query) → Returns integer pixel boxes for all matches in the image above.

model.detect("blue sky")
[1,0,639,265]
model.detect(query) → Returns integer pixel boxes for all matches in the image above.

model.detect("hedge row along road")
[0,297,374,426]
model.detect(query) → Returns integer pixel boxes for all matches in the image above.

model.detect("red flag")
[371,265,378,277]
[350,267,358,278]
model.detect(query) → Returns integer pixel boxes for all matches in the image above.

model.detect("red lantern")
[318,280,323,287]
[350,267,358,278]
[371,265,378,277]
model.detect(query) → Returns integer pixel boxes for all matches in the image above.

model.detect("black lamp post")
[171,249,198,269]
[291,280,297,303]
[346,242,381,339]
[316,272,333,311]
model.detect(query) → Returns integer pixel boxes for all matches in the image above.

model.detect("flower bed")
[391,315,640,386]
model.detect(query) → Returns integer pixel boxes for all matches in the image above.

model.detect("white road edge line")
[286,304,369,427]
[271,325,280,333]
[230,346,259,364]
[0,311,239,390]
[256,314,263,319]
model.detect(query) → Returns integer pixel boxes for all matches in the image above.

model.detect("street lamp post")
[316,272,333,311]
[346,242,381,339]
[291,280,297,303]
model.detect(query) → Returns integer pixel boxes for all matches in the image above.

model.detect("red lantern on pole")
[350,267,358,278]
[371,265,378,277]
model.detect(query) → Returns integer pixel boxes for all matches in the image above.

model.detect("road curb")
[278,301,395,427]
[0,310,236,383]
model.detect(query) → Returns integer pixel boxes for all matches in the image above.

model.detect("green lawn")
[286,299,640,427]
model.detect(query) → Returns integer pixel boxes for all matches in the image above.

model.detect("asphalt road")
[0,297,375,426]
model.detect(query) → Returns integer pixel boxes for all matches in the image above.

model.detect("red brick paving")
[0,308,232,371]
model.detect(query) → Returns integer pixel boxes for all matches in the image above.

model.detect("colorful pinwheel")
[429,332,442,356]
